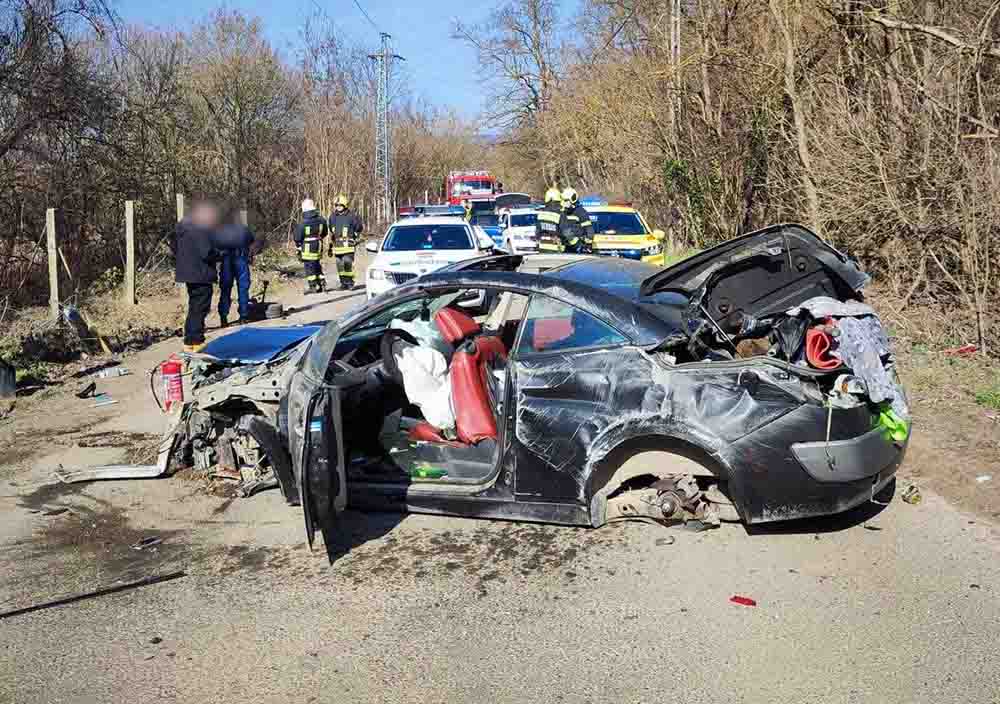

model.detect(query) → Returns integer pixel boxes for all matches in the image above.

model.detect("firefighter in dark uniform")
[559,187,594,254]
[294,198,328,294]
[328,194,363,290]
[536,187,565,253]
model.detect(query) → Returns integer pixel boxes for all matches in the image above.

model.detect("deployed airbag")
[396,346,455,431]
[390,317,452,359]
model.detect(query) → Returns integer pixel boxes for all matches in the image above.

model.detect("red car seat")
[408,308,508,446]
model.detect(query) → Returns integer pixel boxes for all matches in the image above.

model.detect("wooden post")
[238,209,248,226]
[46,208,59,320]
[424,189,428,204]
[176,193,185,222]
[124,200,136,306]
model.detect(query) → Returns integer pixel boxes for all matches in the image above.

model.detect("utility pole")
[672,0,682,122]
[370,33,405,224]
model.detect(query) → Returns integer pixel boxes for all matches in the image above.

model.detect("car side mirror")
[365,240,378,253]
[653,229,666,240]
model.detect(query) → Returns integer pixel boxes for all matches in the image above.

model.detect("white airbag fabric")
[396,345,456,431]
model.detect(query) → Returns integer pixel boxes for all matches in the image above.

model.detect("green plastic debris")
[410,463,448,479]
[877,408,909,443]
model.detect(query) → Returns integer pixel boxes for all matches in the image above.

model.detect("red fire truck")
[443,170,500,205]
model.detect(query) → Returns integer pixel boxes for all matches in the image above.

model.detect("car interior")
[323,285,627,488]
[325,289,526,487]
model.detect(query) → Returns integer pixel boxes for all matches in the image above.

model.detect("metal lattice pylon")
[370,33,403,223]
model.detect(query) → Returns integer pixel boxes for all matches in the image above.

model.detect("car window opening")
[327,289,529,487]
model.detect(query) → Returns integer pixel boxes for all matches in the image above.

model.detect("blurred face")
[191,201,220,228]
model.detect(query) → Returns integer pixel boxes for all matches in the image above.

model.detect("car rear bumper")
[727,403,909,523]
[791,426,902,484]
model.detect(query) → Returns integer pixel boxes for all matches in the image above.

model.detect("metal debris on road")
[57,464,165,483]
[0,571,186,620]
[90,393,118,408]
[730,595,757,607]
[131,536,163,551]
[975,475,992,484]
[95,366,130,379]
[901,484,922,505]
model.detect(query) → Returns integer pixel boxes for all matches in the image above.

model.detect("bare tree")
[452,0,560,129]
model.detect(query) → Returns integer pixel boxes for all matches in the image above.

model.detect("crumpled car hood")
[200,325,323,364]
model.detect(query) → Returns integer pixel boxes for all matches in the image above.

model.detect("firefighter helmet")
[561,187,579,207]
[334,194,349,209]
[544,187,561,203]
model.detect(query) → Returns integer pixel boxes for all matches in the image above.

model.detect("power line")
[351,0,380,31]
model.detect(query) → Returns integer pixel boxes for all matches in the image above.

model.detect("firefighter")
[328,194,363,290]
[560,187,594,254]
[462,198,473,222]
[294,198,328,294]
[536,186,565,252]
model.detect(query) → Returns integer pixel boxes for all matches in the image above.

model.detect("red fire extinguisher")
[161,355,184,412]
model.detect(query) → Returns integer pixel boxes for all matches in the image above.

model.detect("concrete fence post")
[124,200,136,305]
[46,208,59,320]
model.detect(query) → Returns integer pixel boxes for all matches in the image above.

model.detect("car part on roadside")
[0,571,186,621]
[730,595,757,607]
[95,366,130,379]
[131,536,163,551]
[91,393,117,408]
[55,427,180,484]
[75,381,97,399]
[901,484,922,505]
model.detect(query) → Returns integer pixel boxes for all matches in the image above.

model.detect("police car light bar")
[579,196,608,207]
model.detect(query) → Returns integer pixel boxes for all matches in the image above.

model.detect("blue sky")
[116,0,510,119]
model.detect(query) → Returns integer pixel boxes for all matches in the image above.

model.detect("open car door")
[299,386,347,560]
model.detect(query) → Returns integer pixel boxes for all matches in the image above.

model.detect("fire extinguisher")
[161,355,184,412]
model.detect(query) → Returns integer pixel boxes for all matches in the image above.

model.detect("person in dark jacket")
[559,187,593,254]
[173,201,221,353]
[294,199,329,294]
[328,194,363,290]
[216,217,255,327]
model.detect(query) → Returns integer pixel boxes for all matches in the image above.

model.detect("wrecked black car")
[171,224,910,555]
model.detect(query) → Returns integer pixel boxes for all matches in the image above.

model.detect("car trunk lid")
[639,224,869,332]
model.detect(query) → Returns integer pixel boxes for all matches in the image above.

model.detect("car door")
[508,294,635,501]
[299,384,346,553]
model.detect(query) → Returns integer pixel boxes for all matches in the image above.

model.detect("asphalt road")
[2,279,999,704]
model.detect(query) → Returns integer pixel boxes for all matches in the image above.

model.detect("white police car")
[499,206,541,254]
[365,217,495,300]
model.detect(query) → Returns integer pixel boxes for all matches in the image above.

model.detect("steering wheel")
[380,329,420,385]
